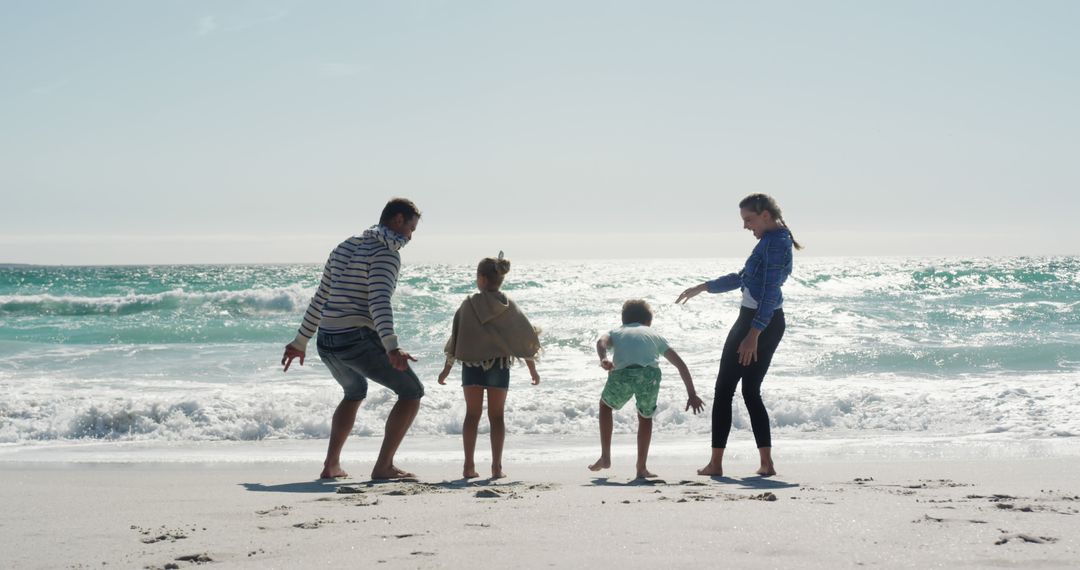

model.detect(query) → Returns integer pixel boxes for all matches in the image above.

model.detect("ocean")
[2,257,1078,461]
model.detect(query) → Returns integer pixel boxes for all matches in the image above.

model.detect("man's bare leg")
[487,388,507,479]
[461,387,484,479]
[371,399,421,479]
[635,415,655,479]
[697,447,725,477]
[321,399,362,479]
[756,446,776,477]
[588,401,613,471]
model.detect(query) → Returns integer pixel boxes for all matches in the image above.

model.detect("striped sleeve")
[290,253,335,349]
[369,252,401,351]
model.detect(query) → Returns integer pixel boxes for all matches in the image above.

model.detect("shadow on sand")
[241,477,520,494]
[709,475,799,490]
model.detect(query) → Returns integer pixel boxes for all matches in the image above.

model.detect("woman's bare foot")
[491,465,506,480]
[463,463,479,479]
[588,457,611,472]
[756,464,776,477]
[635,469,656,479]
[320,464,349,479]
[697,462,723,476]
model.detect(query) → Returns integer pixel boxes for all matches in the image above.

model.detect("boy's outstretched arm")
[596,335,614,371]
[663,348,705,413]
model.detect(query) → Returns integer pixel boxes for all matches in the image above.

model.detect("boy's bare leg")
[756,446,776,476]
[487,388,508,479]
[371,399,421,479]
[697,447,725,476]
[460,387,484,478]
[635,415,655,479]
[322,399,362,479]
[588,401,613,471]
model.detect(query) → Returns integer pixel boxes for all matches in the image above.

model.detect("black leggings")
[712,306,786,449]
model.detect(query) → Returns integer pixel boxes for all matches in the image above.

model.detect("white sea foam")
[2,257,1078,455]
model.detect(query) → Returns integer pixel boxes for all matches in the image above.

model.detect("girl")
[438,252,541,479]
[676,194,801,477]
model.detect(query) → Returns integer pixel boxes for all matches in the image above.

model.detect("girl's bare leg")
[461,387,484,478]
[486,388,508,479]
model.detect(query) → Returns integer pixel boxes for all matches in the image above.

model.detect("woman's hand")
[737,333,759,366]
[675,283,707,304]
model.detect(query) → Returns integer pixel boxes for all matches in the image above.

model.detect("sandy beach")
[3,438,1079,569]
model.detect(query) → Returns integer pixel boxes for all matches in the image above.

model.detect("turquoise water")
[1,257,1078,444]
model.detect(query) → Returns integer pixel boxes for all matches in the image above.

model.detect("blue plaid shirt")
[705,228,793,330]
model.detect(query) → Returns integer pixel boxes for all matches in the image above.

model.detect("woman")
[676,194,801,477]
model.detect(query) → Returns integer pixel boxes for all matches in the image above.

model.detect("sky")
[1,0,1078,264]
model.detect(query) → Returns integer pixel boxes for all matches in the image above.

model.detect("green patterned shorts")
[601,365,661,418]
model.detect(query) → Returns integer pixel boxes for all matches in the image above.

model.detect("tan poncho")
[443,291,541,369]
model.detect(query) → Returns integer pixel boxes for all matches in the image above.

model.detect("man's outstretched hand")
[389,348,417,371]
[282,344,305,372]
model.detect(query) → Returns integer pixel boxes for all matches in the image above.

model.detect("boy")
[589,299,705,479]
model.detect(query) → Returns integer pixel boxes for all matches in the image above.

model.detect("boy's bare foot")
[756,465,777,477]
[697,462,723,476]
[588,457,611,472]
[635,469,656,479]
[320,465,349,479]
[463,464,479,479]
[371,465,415,480]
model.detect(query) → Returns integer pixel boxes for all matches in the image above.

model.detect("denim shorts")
[316,328,424,401]
[461,364,510,390]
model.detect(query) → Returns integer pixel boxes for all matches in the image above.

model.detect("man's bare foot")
[756,465,777,477]
[588,457,611,472]
[635,469,656,479]
[463,464,479,479]
[320,465,349,479]
[371,465,416,480]
[697,462,723,476]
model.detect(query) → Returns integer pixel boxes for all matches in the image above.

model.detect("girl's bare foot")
[635,469,656,479]
[588,457,611,472]
[697,462,723,476]
[491,465,506,480]
[320,464,349,479]
[756,465,776,477]
[463,463,479,479]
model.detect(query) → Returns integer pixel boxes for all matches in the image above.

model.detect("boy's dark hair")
[379,198,422,225]
[621,299,653,326]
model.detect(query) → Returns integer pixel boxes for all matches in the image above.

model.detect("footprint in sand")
[255,505,292,516]
[995,533,1058,545]
[175,553,213,563]
[293,518,333,530]
[132,525,195,544]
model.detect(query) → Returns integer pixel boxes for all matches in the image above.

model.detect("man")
[281,198,423,480]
